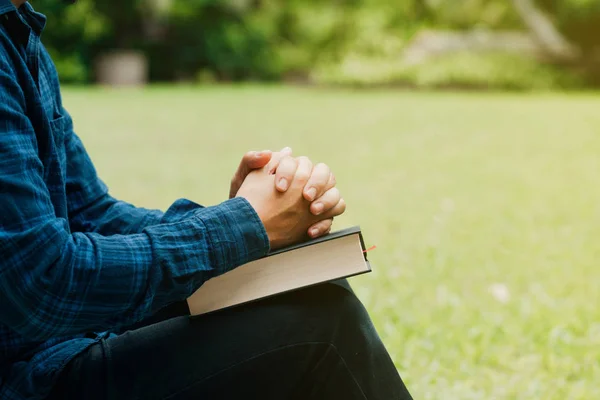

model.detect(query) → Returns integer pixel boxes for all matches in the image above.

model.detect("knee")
[291,281,377,343]
[323,282,371,325]
[328,283,377,336]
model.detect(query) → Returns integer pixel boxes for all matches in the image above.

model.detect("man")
[0,0,413,399]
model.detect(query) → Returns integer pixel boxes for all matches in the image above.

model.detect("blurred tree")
[38,0,106,83]
[158,0,277,81]
[32,0,600,87]
[535,0,600,83]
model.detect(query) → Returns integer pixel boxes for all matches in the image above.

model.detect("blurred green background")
[39,0,600,89]
[36,0,600,399]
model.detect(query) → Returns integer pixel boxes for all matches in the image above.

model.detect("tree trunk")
[511,0,579,61]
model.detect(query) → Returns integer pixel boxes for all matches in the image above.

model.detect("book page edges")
[187,233,368,316]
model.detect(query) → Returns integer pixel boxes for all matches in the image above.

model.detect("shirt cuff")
[161,198,205,223]
[196,197,270,273]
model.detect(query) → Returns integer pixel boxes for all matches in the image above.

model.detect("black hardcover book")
[187,226,371,316]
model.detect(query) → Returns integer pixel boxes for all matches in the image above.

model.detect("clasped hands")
[230,147,346,250]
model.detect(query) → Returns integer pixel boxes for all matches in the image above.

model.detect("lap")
[50,280,410,400]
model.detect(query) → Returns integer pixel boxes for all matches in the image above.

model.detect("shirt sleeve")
[64,107,200,235]
[0,63,270,342]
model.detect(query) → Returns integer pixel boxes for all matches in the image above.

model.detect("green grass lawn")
[63,86,600,399]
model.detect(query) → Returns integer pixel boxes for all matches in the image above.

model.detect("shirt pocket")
[47,114,68,177]
[38,66,60,120]
[49,114,67,145]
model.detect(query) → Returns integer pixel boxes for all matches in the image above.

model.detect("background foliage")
[37,0,600,88]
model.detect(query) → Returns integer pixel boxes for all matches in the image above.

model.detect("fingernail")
[277,178,288,191]
[255,150,270,158]
[313,202,324,215]
[305,187,317,201]
[310,228,319,237]
[281,146,292,153]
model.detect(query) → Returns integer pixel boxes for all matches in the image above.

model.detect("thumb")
[244,150,273,170]
[236,150,272,179]
[230,150,273,199]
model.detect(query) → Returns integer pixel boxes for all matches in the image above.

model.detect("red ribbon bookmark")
[363,245,377,253]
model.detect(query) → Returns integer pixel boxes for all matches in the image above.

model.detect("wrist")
[203,197,271,265]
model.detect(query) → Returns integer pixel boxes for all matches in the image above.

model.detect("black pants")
[49,280,413,399]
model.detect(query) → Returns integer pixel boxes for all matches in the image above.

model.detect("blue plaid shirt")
[0,2,270,399]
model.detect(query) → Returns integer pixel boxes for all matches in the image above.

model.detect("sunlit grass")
[64,85,600,399]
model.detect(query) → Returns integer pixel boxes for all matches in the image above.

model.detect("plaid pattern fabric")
[0,2,269,399]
